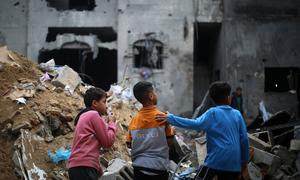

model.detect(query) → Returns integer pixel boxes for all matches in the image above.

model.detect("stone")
[100,158,134,180]
[60,112,73,122]
[195,136,207,165]
[12,121,32,133]
[248,162,262,180]
[290,139,300,151]
[54,87,64,93]
[0,64,3,72]
[248,133,271,151]
[35,111,46,123]
[252,147,281,174]
[51,65,81,94]
[174,135,192,158]
[7,88,35,100]
[272,145,296,166]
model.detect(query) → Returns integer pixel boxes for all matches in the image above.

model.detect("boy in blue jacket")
[156,81,249,180]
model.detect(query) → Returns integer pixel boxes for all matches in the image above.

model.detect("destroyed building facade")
[0,0,300,117]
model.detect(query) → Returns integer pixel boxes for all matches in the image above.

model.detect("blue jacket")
[167,105,249,172]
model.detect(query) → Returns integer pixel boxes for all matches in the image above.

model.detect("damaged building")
[1,0,300,179]
[1,0,300,117]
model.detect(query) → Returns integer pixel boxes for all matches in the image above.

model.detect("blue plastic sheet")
[48,148,71,163]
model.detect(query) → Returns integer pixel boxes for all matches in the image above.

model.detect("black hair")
[84,87,106,107]
[74,87,106,126]
[133,81,153,104]
[209,81,231,104]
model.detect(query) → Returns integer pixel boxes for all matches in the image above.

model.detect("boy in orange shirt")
[126,81,174,180]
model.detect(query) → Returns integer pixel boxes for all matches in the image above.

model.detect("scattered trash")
[48,148,71,164]
[259,101,269,122]
[16,97,26,104]
[40,72,51,82]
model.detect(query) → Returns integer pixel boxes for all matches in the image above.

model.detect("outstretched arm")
[156,110,212,131]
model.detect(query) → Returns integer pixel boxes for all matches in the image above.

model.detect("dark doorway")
[39,46,117,91]
[193,22,221,110]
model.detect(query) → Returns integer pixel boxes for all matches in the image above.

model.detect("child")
[68,87,117,180]
[126,81,174,180]
[156,81,249,180]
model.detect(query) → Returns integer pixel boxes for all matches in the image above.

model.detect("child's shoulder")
[80,110,102,121]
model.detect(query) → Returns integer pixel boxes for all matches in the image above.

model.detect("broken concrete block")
[51,65,81,94]
[252,147,281,174]
[174,135,192,158]
[272,145,296,166]
[248,162,262,180]
[100,158,134,180]
[12,121,32,133]
[35,111,46,123]
[39,59,55,72]
[14,130,48,179]
[7,88,36,100]
[195,136,207,165]
[290,139,300,151]
[248,133,271,151]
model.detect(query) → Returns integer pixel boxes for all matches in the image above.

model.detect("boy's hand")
[108,114,116,123]
[155,113,168,123]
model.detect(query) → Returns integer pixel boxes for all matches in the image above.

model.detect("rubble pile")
[246,110,300,180]
[0,46,137,179]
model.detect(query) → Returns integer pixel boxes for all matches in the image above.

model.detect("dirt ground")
[0,135,18,180]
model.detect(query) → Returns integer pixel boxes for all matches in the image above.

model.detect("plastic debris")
[40,72,51,82]
[48,148,71,164]
[16,97,26,104]
[259,101,269,122]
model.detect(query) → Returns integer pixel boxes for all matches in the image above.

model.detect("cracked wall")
[223,0,300,117]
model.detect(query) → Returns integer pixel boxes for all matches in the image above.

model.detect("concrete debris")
[248,162,262,180]
[252,147,281,174]
[195,136,207,165]
[12,120,32,134]
[0,46,19,66]
[248,133,272,151]
[51,65,82,94]
[39,59,55,72]
[14,129,48,180]
[174,135,192,158]
[290,139,300,151]
[272,145,296,166]
[8,88,35,100]
[100,158,134,180]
